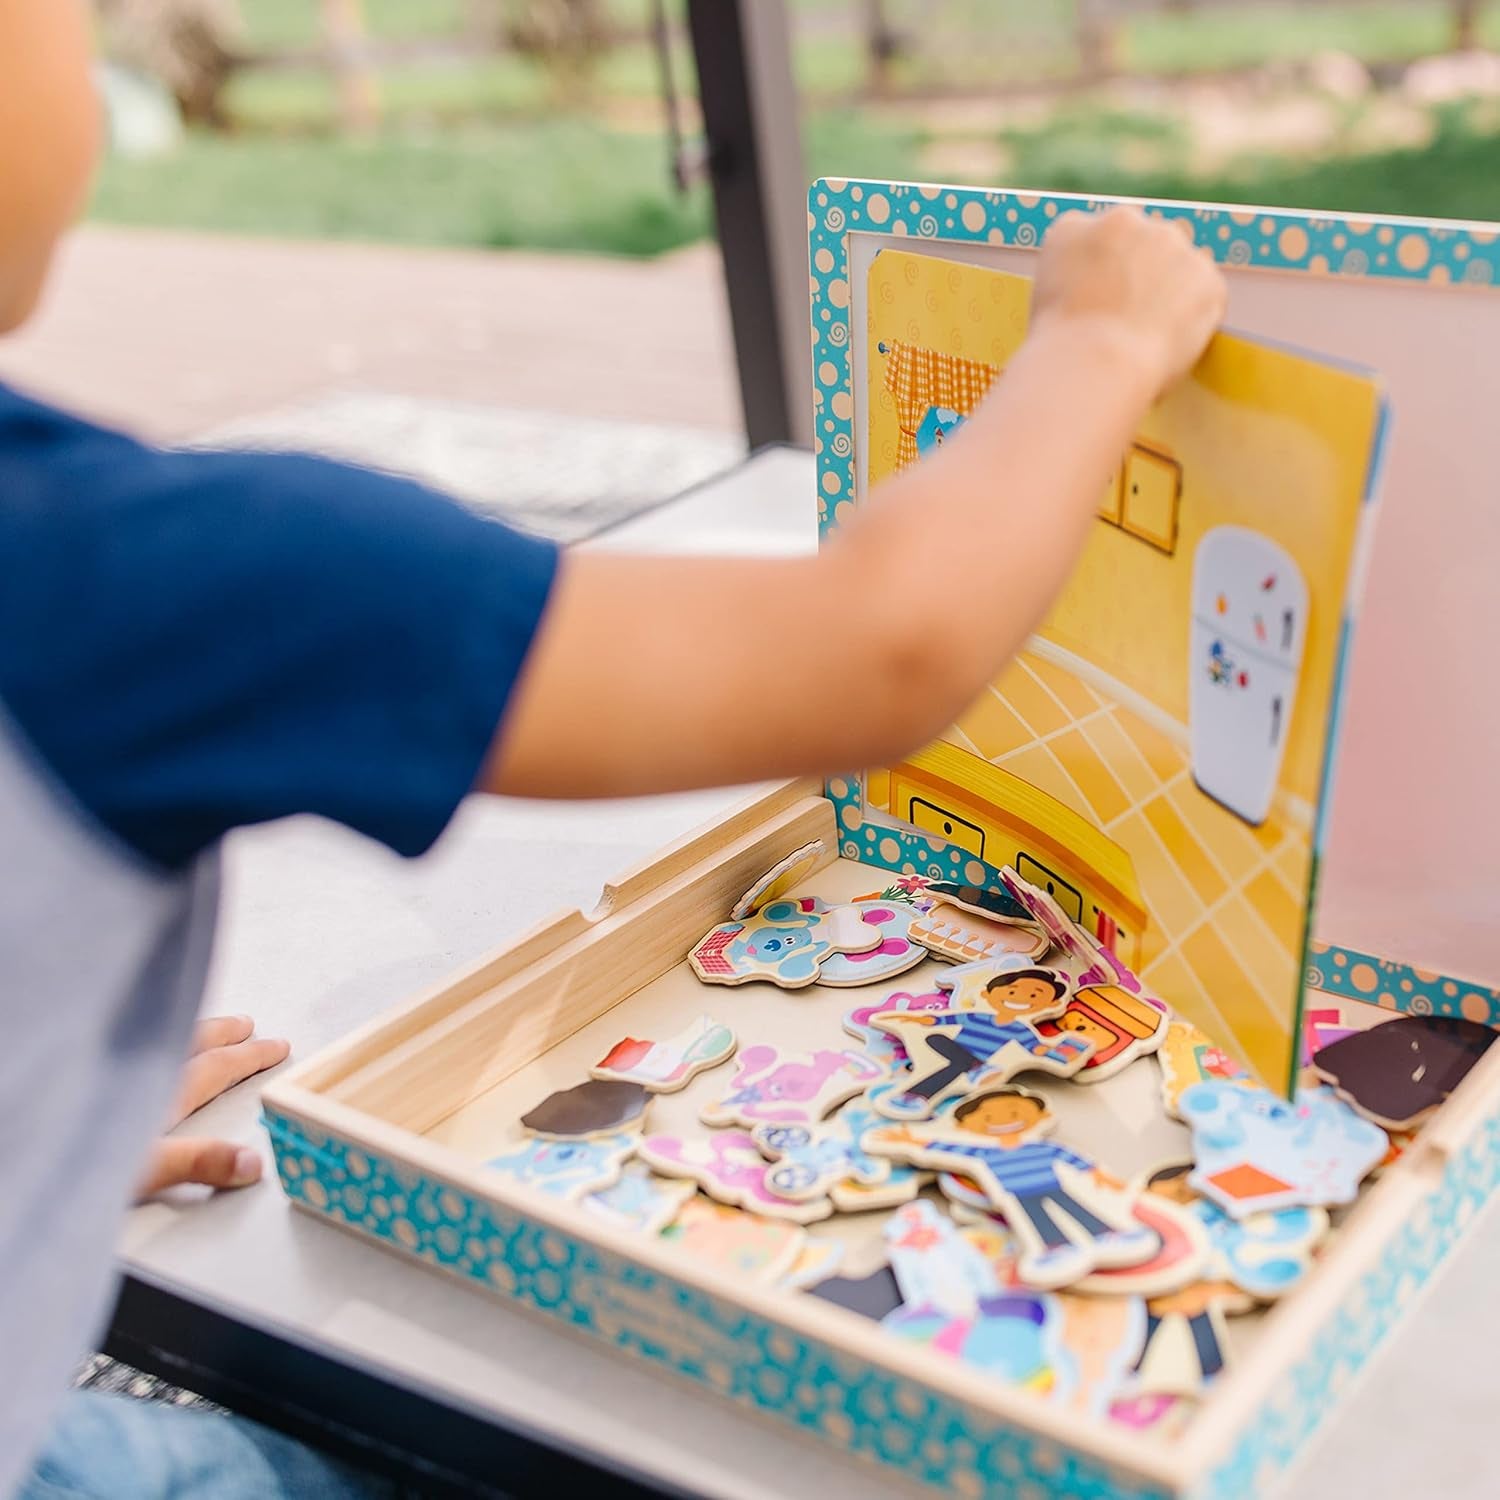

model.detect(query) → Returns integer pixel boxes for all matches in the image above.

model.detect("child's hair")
[953,1088,1047,1126]
[1146,1162,1193,1191]
[985,968,1067,1001]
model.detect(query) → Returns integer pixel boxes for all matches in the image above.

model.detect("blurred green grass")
[88,0,1500,256]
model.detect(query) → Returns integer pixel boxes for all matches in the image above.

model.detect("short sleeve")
[0,388,559,868]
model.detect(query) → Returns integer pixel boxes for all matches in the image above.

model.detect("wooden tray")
[263,782,1500,1499]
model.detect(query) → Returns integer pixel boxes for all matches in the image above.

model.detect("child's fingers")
[136,1138,263,1200]
[171,1035,292,1124]
[190,1013,255,1055]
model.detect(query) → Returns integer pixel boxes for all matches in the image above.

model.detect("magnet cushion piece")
[908,897,1050,967]
[659,1198,806,1284]
[808,1264,904,1320]
[814,901,929,987]
[751,1118,890,1203]
[1033,984,1170,1085]
[700,1044,885,1127]
[637,1129,831,1223]
[688,897,881,989]
[1158,1020,1255,1119]
[1178,1081,1388,1218]
[1310,1014,1497,1130]
[729,839,827,921]
[589,1014,737,1093]
[863,1089,1159,1290]
[519,1079,649,1139]
[581,1164,696,1236]
[485,1133,635,1201]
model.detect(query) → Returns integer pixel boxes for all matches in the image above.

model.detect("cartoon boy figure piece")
[865,1088,1158,1290]
[869,967,1095,1121]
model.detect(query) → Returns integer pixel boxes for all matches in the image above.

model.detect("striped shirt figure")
[882,1089,1159,1289]
[880,967,1092,1115]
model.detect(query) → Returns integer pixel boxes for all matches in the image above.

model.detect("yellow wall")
[866,249,1383,804]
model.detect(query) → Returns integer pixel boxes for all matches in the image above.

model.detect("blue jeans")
[19,1392,400,1500]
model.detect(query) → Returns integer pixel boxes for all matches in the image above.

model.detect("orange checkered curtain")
[881,341,1001,468]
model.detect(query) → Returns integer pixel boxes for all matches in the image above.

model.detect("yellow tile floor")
[944,649,1312,1084]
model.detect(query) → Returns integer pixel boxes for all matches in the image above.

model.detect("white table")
[116,447,1496,1499]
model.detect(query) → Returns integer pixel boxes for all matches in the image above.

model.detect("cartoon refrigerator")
[1188,525,1309,826]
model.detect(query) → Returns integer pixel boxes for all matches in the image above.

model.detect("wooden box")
[263,781,1500,1500]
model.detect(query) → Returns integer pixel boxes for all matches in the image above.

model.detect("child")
[0,4,1225,1495]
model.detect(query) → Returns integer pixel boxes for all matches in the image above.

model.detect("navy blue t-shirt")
[0,383,559,868]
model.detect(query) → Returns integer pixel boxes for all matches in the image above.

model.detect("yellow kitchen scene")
[863,247,1386,1088]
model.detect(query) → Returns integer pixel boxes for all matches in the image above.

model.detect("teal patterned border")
[807,175,1500,889]
[1198,1080,1500,1498]
[263,1107,1168,1500]
[266,1078,1500,1500]
[1306,941,1500,1026]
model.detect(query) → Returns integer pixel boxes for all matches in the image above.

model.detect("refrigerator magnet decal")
[1189,526,1309,826]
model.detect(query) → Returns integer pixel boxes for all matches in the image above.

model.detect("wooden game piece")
[908,895,1050,967]
[883,1200,999,1317]
[814,899,929,987]
[807,1264,904,1320]
[936,1171,994,1217]
[1033,984,1170,1084]
[952,1218,1147,1416]
[866,966,1094,1121]
[1178,1081,1388,1218]
[751,1118,891,1203]
[1139,1160,1328,1304]
[827,1163,929,1213]
[1073,1175,1214,1299]
[1129,1294,1232,1399]
[1311,1013,1497,1130]
[729,839,828,920]
[637,1129,832,1223]
[519,1079,649,1139]
[1157,1021,1255,1119]
[1057,1290,1150,1419]
[589,1014,737,1093]
[841,988,948,1074]
[659,1198,806,1284]
[699,1044,884,1128]
[688,896,881,989]
[778,1238,846,1291]
[582,1163,696,1235]
[485,1132,635,1201]
[862,1088,1159,1290]
[881,1284,1067,1395]
[1108,1393,1193,1437]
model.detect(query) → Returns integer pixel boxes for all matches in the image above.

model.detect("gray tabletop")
[119,446,1495,1499]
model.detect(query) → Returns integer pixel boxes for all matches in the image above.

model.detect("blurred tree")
[862,0,905,98]
[1453,0,1482,49]
[504,0,609,101]
[1076,0,1122,80]
[321,0,380,135]
[97,0,244,128]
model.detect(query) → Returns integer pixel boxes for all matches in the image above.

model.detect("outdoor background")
[8,2,1500,531]
[94,0,1500,253]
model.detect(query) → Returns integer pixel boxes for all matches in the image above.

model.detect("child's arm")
[490,207,1224,799]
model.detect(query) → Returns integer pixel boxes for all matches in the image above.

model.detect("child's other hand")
[1031,206,1227,397]
[135,1016,291,1200]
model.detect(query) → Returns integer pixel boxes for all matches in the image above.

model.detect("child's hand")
[1031,206,1227,398]
[135,1016,291,1200]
